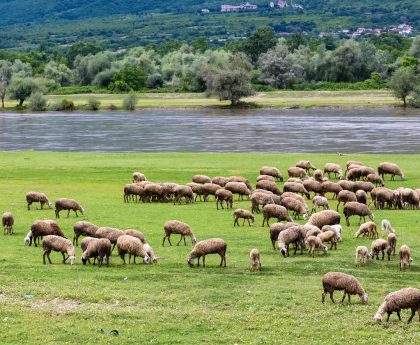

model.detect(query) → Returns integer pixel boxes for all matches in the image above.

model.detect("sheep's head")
[143,255,151,264]
[69,256,75,265]
[24,236,31,246]
[373,312,383,323]
[251,215,255,222]
[191,235,197,245]
[303,213,308,221]
[322,246,328,254]
[187,256,194,267]
[280,247,287,258]
[47,202,52,208]
[81,255,88,265]
[338,171,344,180]
[361,292,368,304]
[80,207,85,214]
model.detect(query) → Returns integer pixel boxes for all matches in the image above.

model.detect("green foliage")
[28,91,47,111]
[53,85,107,95]
[66,41,102,67]
[49,98,75,111]
[389,67,417,106]
[242,27,278,65]
[408,36,420,58]
[402,56,418,70]
[43,61,73,86]
[86,97,100,111]
[122,91,139,110]
[0,60,12,108]
[7,77,39,106]
[110,65,147,91]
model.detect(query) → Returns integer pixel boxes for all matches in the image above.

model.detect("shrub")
[108,103,118,111]
[122,92,138,111]
[28,92,48,111]
[86,97,101,111]
[49,98,75,111]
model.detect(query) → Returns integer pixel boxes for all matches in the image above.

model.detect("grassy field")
[2,90,398,110]
[0,152,419,344]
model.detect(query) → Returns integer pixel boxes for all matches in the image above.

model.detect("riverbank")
[2,90,399,110]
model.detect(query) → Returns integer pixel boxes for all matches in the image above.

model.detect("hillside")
[0,0,418,49]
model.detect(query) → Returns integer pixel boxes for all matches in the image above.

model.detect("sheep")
[160,182,179,202]
[173,185,194,204]
[317,230,338,250]
[162,220,196,246]
[256,175,275,182]
[373,288,420,323]
[211,176,229,187]
[95,227,125,252]
[269,222,296,249]
[321,272,368,304]
[81,238,112,267]
[355,246,369,265]
[28,220,66,247]
[337,180,355,192]
[295,160,316,174]
[306,235,328,257]
[283,182,310,199]
[143,243,159,263]
[259,166,283,182]
[353,181,374,194]
[192,174,211,184]
[381,219,395,237]
[324,163,343,180]
[201,183,222,201]
[225,182,251,200]
[311,196,329,214]
[42,235,76,265]
[132,172,147,183]
[281,197,308,220]
[321,224,342,241]
[399,245,413,271]
[303,179,323,197]
[186,182,205,202]
[262,204,292,227]
[227,176,253,191]
[367,173,384,187]
[250,249,261,271]
[55,198,84,218]
[251,192,274,214]
[305,228,322,238]
[347,167,364,181]
[287,178,303,184]
[287,167,308,179]
[378,162,405,181]
[355,189,368,205]
[343,202,374,226]
[24,231,31,246]
[125,229,147,244]
[26,191,52,210]
[307,210,340,229]
[370,239,390,261]
[215,189,233,210]
[187,238,227,267]
[277,225,305,257]
[2,212,14,235]
[256,180,282,195]
[280,192,306,205]
[372,188,397,209]
[313,169,325,182]
[123,183,144,203]
[346,160,363,170]
[386,233,397,258]
[321,181,342,199]
[400,188,419,209]
[73,221,98,246]
[142,183,164,202]
[80,236,98,264]
[233,209,255,227]
[355,221,378,239]
[116,235,150,264]
[336,190,357,211]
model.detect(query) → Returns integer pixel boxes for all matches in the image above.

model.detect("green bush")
[86,97,101,111]
[108,80,130,93]
[49,98,75,111]
[28,92,47,111]
[122,92,138,111]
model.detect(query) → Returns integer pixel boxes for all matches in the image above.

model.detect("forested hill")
[0,0,418,49]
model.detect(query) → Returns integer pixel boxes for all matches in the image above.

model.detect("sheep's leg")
[397,311,402,321]
[386,312,392,322]
[219,254,224,267]
[133,255,137,264]
[47,252,52,264]
[62,252,67,263]
[341,293,346,304]
[197,256,200,267]
[43,251,48,264]
[177,236,183,246]
[202,255,206,267]
[382,250,385,260]
[67,209,70,218]
[248,219,251,227]
[183,236,187,246]
[345,216,350,227]
[74,210,78,217]
[111,243,116,252]
[329,292,335,304]
[322,291,327,303]
[242,218,245,226]
[167,237,172,246]
[407,309,416,323]
[348,293,351,303]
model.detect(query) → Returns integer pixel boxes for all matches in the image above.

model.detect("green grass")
[0,152,419,344]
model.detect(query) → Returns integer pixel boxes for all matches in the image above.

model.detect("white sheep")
[355,246,369,265]
[381,219,395,237]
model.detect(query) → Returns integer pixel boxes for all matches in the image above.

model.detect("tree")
[242,27,277,65]
[111,65,147,91]
[43,60,73,86]
[286,33,307,53]
[11,59,32,78]
[7,77,39,106]
[66,42,101,67]
[389,67,416,107]
[0,60,12,109]
[192,37,209,53]
[408,36,420,58]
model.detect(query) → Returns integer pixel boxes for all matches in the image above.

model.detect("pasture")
[0,152,419,344]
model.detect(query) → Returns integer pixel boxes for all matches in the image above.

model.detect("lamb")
[295,160,316,174]
[249,248,261,271]
[225,182,251,200]
[81,238,112,267]
[143,243,159,263]
[381,219,395,237]
[355,246,369,265]
[321,224,342,241]
[215,189,233,210]
[42,235,76,265]
[24,231,31,246]
[370,239,390,261]
[306,235,328,257]
[132,172,147,183]
[95,227,125,251]
[211,176,229,187]
[262,204,292,227]
[73,221,98,246]
[125,229,147,244]
[343,201,374,226]
[28,220,66,247]
[173,185,194,204]
[303,179,323,197]
[387,233,397,257]
[2,212,14,235]
[269,222,296,249]
[80,236,98,264]
[367,173,384,187]
[281,197,308,220]
[227,176,253,191]
[277,225,305,257]
[162,220,197,246]
[283,182,310,199]
[311,196,329,214]
[256,180,282,195]
[336,190,357,211]
[287,166,308,179]
[307,210,340,229]
[399,245,413,271]
[373,288,420,323]
[116,235,150,264]
[251,192,274,214]
[321,181,342,199]
[317,230,338,250]
[321,272,368,304]
[259,166,283,182]
[256,175,275,182]
[355,189,368,205]
[26,191,52,210]
[192,174,211,184]
[337,180,355,191]
[55,198,84,218]
[187,238,227,267]
[324,163,343,180]
[355,221,378,239]
[378,162,405,181]
[233,209,255,227]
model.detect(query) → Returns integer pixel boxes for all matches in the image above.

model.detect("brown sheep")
[295,160,316,174]
[324,163,343,180]
[343,201,374,226]
[173,185,194,204]
[287,166,308,179]
[211,176,229,187]
[283,182,310,199]
[303,179,323,197]
[353,181,374,193]
[269,222,296,249]
[355,221,378,239]
[2,212,14,235]
[251,192,274,214]
[187,238,227,267]
[262,204,292,227]
[336,190,357,211]
[162,220,196,246]
[374,288,420,323]
[337,180,355,192]
[307,210,340,229]
[355,189,368,205]
[277,225,305,257]
[256,180,282,195]
[28,220,66,247]
[192,175,211,184]
[225,182,251,200]
[233,209,255,227]
[306,236,328,257]
[26,191,52,210]
[378,162,405,181]
[125,229,147,244]
[321,181,342,199]
[132,172,147,183]
[73,221,98,246]
[55,198,84,218]
[201,183,222,201]
[186,182,205,202]
[42,235,76,265]
[317,230,338,250]
[256,175,275,182]
[249,249,261,271]
[367,173,384,187]
[215,189,233,210]
[227,176,253,191]
[123,183,144,203]
[81,238,112,267]
[370,239,389,261]
[321,272,368,304]
[387,233,397,257]
[281,197,308,220]
[399,245,413,271]
[116,235,150,264]
[259,166,283,182]
[95,227,125,252]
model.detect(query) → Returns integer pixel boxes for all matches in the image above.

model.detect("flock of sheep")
[1,159,419,324]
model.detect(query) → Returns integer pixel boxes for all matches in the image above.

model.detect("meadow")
[0,152,419,344]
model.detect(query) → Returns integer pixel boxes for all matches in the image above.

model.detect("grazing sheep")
[367,173,384,187]
[142,183,164,202]
[343,202,374,226]
[123,183,144,203]
[355,189,368,205]
[26,191,52,210]
[187,182,205,202]
[374,288,420,323]
[28,220,66,247]
[173,185,194,204]
[306,236,328,257]
[225,182,251,200]
[256,180,282,195]
[81,238,112,267]
[287,167,308,179]
[125,229,147,244]
[399,245,413,271]
[337,180,355,192]
[305,228,322,238]
[201,183,222,201]
[259,166,283,182]
[287,178,303,184]
[313,169,325,183]
[55,198,84,218]
[233,209,255,227]
[269,222,296,249]
[250,249,261,271]
[215,189,233,210]
[256,175,275,182]
[2,212,14,235]
[355,221,378,239]
[317,230,338,250]
[347,167,364,181]
[262,204,292,227]
[321,224,342,241]
[387,233,397,257]
[336,190,357,211]
[283,182,310,199]
[116,235,150,264]
[187,238,227,267]
[321,181,342,199]
[370,239,390,261]
[143,243,159,263]
[307,210,340,229]
[251,192,274,214]
[381,219,395,237]
[372,188,397,209]
[378,162,405,181]
[80,237,98,264]
[355,246,369,265]
[42,235,76,265]
[280,192,306,205]
[132,172,147,183]
[24,231,31,246]
[321,272,368,304]
[324,163,343,180]
[296,160,316,174]
[192,175,211,184]
[73,221,98,246]
[162,220,196,246]
[281,197,308,220]
[311,196,329,214]
[95,227,125,252]
[227,176,253,191]
[303,179,323,197]
[400,188,419,210]
[278,225,305,257]
[353,181,375,194]
[211,176,229,187]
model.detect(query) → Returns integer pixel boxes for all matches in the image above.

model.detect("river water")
[0,108,419,153]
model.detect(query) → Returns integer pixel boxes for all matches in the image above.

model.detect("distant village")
[200,1,303,14]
